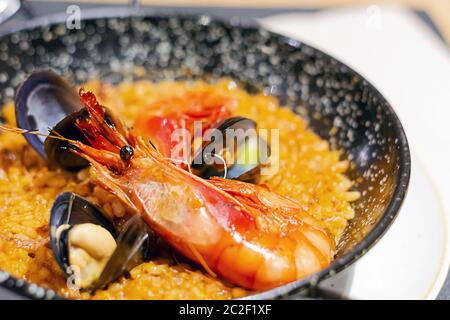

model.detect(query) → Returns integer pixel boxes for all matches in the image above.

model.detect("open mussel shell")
[50,192,159,291]
[91,214,159,291]
[44,106,128,171]
[15,70,84,159]
[192,117,270,182]
[50,192,116,274]
[43,108,90,171]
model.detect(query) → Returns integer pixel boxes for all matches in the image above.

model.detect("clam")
[15,70,91,171]
[50,192,159,291]
[192,117,270,182]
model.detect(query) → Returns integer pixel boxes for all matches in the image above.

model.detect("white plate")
[319,156,448,299]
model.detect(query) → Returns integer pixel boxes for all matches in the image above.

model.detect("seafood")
[48,88,335,290]
[0,75,363,299]
[8,71,165,291]
[191,116,270,182]
[135,92,270,182]
[50,192,161,290]
[14,71,84,161]
[14,71,88,170]
[134,91,233,163]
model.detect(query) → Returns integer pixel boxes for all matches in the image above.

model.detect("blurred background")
[0,0,449,44]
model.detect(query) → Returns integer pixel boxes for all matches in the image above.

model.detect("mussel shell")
[43,108,90,171]
[15,71,83,159]
[192,117,270,182]
[50,192,162,291]
[91,214,160,291]
[43,105,128,171]
[56,226,72,272]
[216,116,256,131]
[50,192,116,273]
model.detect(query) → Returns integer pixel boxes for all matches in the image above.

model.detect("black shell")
[49,192,161,291]
[192,117,270,182]
[41,89,128,171]
[91,214,159,291]
[43,108,90,171]
[49,192,116,274]
[14,71,83,159]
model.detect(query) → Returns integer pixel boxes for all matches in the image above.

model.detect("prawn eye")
[120,145,134,161]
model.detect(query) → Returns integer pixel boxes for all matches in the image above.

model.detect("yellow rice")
[0,79,358,299]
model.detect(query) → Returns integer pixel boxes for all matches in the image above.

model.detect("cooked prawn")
[4,88,335,290]
[134,92,233,162]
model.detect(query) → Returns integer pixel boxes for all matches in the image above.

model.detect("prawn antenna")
[205,153,228,179]
[147,139,157,150]
[0,123,78,145]
[163,157,193,174]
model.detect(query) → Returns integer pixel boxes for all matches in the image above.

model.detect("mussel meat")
[191,117,270,182]
[50,192,159,290]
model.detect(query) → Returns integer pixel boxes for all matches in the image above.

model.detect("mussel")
[191,117,270,182]
[15,70,90,171]
[50,192,159,291]
[16,72,161,290]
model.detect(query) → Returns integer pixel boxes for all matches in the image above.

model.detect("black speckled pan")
[0,9,410,300]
